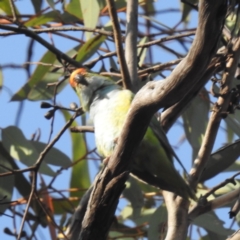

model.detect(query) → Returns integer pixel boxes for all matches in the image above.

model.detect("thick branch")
[163,192,189,240]
[125,0,139,92]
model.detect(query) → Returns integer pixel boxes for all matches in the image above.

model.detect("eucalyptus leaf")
[0,149,14,214]
[11,51,62,101]
[120,205,156,226]
[0,143,48,226]
[31,141,72,167]
[61,110,91,202]
[224,115,240,138]
[80,0,100,40]
[0,0,19,15]
[200,140,240,182]
[180,0,198,23]
[182,89,209,160]
[76,35,106,63]
[24,11,60,27]
[45,0,56,10]
[193,211,234,236]
[137,37,148,67]
[148,205,167,240]
[65,0,83,20]
[31,0,42,13]
[2,126,55,176]
[123,177,144,218]
[224,160,240,172]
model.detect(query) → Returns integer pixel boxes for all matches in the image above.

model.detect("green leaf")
[140,0,155,16]
[123,177,144,217]
[2,126,55,176]
[11,51,60,101]
[148,205,167,240]
[193,211,234,237]
[109,57,118,71]
[226,12,240,35]
[80,0,100,40]
[0,0,19,15]
[180,0,198,23]
[121,205,156,226]
[45,0,56,10]
[31,141,72,167]
[65,0,83,20]
[224,160,240,172]
[137,37,148,67]
[214,180,240,196]
[60,11,82,24]
[0,148,14,214]
[24,11,60,27]
[61,110,91,201]
[0,143,48,226]
[76,35,106,63]
[31,0,43,13]
[182,89,209,160]
[224,115,240,138]
[200,140,240,182]
[11,45,80,101]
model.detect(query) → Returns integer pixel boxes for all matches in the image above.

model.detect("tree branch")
[0,26,114,37]
[0,25,81,68]
[106,0,132,90]
[189,188,240,220]
[125,0,139,92]
[189,36,240,189]
[78,1,227,239]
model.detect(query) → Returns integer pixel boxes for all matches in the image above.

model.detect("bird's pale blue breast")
[89,87,134,157]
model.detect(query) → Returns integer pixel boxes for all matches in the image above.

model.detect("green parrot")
[69,68,194,199]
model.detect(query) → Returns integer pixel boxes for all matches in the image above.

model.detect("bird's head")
[69,68,116,111]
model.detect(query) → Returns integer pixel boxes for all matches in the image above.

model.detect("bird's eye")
[74,74,89,86]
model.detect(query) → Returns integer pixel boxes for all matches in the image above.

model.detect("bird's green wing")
[131,117,195,199]
[149,116,188,174]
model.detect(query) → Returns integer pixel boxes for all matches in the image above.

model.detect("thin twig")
[17,171,36,240]
[47,78,67,143]
[84,32,192,68]
[0,26,114,37]
[70,126,94,133]
[8,0,17,23]
[137,59,182,75]
[16,109,83,238]
[189,188,240,220]
[106,0,132,90]
[0,166,35,177]
[138,31,195,49]
[35,109,83,169]
[0,25,81,68]
[203,171,240,199]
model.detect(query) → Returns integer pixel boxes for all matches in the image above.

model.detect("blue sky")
[1,0,238,239]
